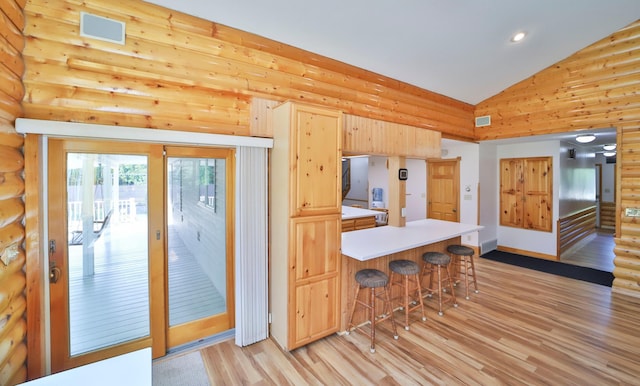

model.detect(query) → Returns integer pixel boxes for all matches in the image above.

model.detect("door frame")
[21,118,272,379]
[47,139,166,371]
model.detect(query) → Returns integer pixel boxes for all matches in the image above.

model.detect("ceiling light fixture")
[603,151,616,157]
[603,144,617,151]
[576,134,596,143]
[511,31,526,42]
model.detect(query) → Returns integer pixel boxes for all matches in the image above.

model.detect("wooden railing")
[68,199,137,224]
[599,201,615,230]
[557,206,597,257]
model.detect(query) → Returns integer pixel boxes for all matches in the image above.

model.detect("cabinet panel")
[290,104,342,216]
[292,216,340,281]
[292,277,339,347]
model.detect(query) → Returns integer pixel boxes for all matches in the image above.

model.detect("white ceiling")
[145,0,640,105]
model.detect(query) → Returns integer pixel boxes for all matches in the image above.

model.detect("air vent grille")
[80,12,125,45]
[475,115,491,127]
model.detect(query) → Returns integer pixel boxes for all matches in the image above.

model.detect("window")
[500,157,552,232]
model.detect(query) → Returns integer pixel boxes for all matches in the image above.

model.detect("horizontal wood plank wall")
[476,20,640,295]
[557,206,596,257]
[343,115,441,158]
[22,0,474,139]
[0,0,27,384]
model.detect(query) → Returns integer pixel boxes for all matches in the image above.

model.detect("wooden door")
[427,159,460,221]
[48,139,165,372]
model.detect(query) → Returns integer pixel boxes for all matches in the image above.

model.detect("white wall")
[368,156,390,208]
[342,156,369,206]
[478,142,498,252]
[405,158,426,221]
[441,141,480,246]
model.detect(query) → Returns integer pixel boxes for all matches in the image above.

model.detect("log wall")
[0,0,27,384]
[10,0,640,380]
[476,20,640,295]
[22,0,474,138]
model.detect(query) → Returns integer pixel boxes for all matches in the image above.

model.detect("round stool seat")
[422,251,451,266]
[389,259,420,275]
[447,245,474,256]
[355,269,389,288]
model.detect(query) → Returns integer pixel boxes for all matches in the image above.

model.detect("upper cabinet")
[289,104,342,216]
[343,114,441,158]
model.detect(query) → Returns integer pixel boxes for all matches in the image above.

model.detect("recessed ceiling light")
[603,144,617,151]
[511,31,526,42]
[603,151,616,157]
[576,134,596,143]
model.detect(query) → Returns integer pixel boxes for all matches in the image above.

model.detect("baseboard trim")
[497,245,558,261]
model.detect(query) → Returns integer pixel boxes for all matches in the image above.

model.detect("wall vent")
[80,12,125,45]
[475,115,491,127]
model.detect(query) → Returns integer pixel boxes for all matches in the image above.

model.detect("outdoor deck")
[68,219,225,355]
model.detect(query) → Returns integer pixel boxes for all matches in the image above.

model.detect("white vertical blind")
[234,146,269,346]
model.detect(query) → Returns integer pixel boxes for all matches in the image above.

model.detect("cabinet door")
[500,158,524,227]
[290,104,342,216]
[289,215,340,348]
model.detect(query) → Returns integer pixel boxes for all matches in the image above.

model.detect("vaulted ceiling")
[145,0,640,105]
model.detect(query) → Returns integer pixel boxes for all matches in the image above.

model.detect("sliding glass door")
[165,146,235,348]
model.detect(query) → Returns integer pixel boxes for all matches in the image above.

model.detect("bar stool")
[447,245,479,300]
[346,269,399,353]
[389,259,426,330]
[421,252,458,316]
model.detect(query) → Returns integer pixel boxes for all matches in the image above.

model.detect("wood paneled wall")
[22,0,474,138]
[0,0,27,384]
[476,20,640,295]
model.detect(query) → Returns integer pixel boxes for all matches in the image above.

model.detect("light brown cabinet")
[270,102,342,350]
[500,157,552,232]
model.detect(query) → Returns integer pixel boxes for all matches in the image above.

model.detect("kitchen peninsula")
[340,219,483,329]
[341,205,381,231]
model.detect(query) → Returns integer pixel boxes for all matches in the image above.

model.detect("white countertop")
[341,205,382,220]
[341,219,483,261]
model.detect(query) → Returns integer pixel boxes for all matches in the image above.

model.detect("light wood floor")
[190,255,640,385]
[561,229,615,272]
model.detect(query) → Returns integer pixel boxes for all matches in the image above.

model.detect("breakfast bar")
[340,219,483,330]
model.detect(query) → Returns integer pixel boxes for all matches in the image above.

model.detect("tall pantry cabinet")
[270,101,342,350]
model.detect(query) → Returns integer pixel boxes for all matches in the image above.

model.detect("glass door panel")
[66,153,150,355]
[165,147,234,347]
[49,139,164,372]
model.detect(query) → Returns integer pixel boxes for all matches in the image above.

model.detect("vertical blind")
[234,146,269,346]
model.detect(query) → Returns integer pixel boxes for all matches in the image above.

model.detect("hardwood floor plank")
[187,256,640,385]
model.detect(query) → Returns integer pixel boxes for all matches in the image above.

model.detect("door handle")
[50,264,61,284]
